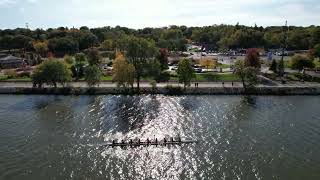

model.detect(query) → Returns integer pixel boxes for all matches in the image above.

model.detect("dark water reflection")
[0,95,320,179]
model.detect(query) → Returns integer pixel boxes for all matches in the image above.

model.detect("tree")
[33,41,48,57]
[290,55,315,71]
[314,44,320,58]
[156,48,169,70]
[11,35,33,50]
[101,39,114,51]
[112,52,135,88]
[79,33,98,50]
[200,58,216,71]
[75,52,87,63]
[270,59,278,73]
[71,53,87,80]
[0,35,13,50]
[126,36,157,91]
[146,60,161,80]
[84,65,102,87]
[278,59,285,77]
[234,60,259,90]
[32,60,72,88]
[177,59,195,89]
[48,37,79,56]
[64,55,74,64]
[245,48,261,68]
[87,48,101,66]
[80,26,90,31]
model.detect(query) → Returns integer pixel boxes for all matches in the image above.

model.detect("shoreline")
[0,82,320,95]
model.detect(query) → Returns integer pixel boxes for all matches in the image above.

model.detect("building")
[0,55,25,69]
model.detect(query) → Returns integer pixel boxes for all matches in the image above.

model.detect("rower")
[112,140,115,145]
[154,138,158,146]
[177,136,181,143]
[164,138,167,144]
[121,140,125,145]
[129,139,133,145]
[170,137,174,142]
[138,139,141,145]
[147,138,150,145]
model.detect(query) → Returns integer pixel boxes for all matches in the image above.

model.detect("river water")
[0,95,320,180]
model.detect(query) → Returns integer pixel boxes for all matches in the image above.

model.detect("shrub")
[4,69,17,79]
[290,55,315,71]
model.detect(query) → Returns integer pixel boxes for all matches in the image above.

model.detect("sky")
[0,0,319,29]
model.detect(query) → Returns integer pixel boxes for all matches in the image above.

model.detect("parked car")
[194,68,202,73]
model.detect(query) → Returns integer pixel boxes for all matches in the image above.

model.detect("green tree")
[87,48,101,65]
[11,35,34,50]
[84,65,102,87]
[0,35,13,50]
[33,41,48,57]
[156,48,169,70]
[79,33,98,50]
[32,60,72,88]
[278,59,285,77]
[270,59,278,73]
[64,55,74,65]
[314,44,320,58]
[71,53,87,80]
[234,60,259,90]
[101,39,114,51]
[177,59,195,89]
[126,36,157,90]
[48,37,79,56]
[146,60,161,80]
[290,55,315,71]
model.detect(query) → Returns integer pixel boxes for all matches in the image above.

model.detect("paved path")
[1,81,320,88]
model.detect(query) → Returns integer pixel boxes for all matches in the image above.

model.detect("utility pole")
[279,20,289,77]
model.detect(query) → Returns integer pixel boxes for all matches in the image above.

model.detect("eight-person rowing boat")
[100,137,197,147]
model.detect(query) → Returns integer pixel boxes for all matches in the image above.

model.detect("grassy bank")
[195,73,240,82]
[0,75,31,82]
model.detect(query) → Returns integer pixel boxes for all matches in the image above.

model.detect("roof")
[0,55,24,64]
[0,54,7,58]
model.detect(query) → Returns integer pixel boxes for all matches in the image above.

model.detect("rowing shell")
[99,140,198,147]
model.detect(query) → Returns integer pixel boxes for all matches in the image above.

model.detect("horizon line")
[2,23,320,31]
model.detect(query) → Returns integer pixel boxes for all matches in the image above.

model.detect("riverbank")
[1,82,320,95]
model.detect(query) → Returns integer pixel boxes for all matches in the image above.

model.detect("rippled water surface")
[0,95,320,179]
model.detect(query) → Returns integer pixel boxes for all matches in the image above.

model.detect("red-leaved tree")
[245,48,261,68]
